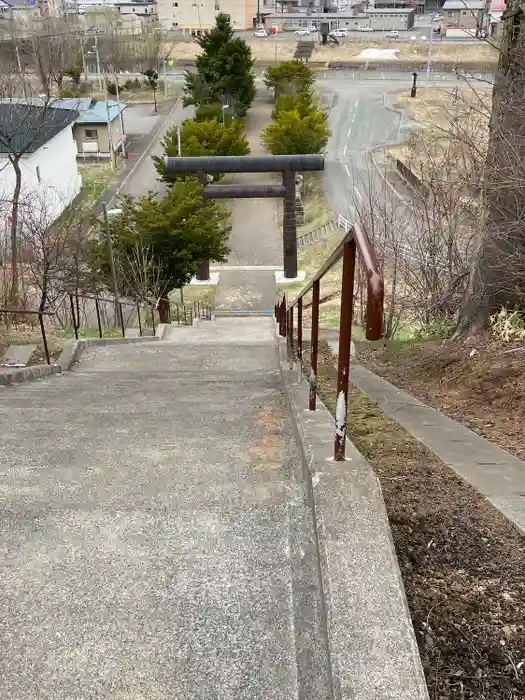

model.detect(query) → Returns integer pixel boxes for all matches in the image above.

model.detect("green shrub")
[58,88,80,98]
[412,318,456,340]
[195,102,223,122]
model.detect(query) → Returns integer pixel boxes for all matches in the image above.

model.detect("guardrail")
[65,293,212,339]
[0,308,55,365]
[275,222,384,461]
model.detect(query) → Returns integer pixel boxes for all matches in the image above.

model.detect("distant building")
[442,0,483,30]
[263,5,412,29]
[157,0,257,32]
[52,97,127,159]
[365,6,415,27]
[0,103,81,228]
[372,0,423,14]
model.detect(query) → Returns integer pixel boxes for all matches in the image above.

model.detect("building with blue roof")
[52,98,128,159]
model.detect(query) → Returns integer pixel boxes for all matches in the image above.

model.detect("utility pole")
[94,33,103,91]
[105,87,116,169]
[426,25,433,83]
[102,203,125,336]
[113,74,127,159]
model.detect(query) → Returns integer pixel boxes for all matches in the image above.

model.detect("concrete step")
[162,315,277,345]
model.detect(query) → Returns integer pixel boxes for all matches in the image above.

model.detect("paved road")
[321,79,405,222]
[320,77,486,221]
[119,99,194,197]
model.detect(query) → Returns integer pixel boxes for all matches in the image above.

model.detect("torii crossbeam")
[164,154,325,280]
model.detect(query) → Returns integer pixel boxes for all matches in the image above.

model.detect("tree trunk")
[457,3,525,334]
[157,296,170,323]
[9,156,22,308]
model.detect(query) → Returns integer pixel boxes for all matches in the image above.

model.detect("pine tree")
[183,13,255,117]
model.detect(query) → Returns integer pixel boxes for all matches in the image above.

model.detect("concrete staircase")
[0,318,328,699]
[0,317,428,700]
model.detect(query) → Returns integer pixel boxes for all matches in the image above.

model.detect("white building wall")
[0,125,82,233]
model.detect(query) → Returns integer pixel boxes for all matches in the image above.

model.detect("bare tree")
[457,8,525,333]
[18,190,87,314]
[0,78,77,306]
[29,16,84,96]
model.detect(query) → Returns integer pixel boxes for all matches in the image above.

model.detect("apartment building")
[157,0,257,31]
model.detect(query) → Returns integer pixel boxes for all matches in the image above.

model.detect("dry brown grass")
[167,38,498,64]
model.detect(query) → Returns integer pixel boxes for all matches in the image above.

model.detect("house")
[442,0,483,31]
[0,103,81,227]
[53,97,127,159]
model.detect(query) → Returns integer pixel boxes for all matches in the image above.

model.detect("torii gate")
[163,154,325,281]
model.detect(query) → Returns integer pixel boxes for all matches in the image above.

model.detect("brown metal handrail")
[275,223,384,462]
[0,308,56,365]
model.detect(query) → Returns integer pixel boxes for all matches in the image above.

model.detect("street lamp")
[221,103,230,123]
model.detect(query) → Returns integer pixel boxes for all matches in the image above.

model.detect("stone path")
[214,97,282,314]
[350,364,525,536]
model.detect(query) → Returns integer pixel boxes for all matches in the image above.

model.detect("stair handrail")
[275,221,384,461]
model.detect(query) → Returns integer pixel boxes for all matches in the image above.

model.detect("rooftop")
[52,98,127,124]
[366,7,414,12]
[442,0,484,8]
[0,104,78,155]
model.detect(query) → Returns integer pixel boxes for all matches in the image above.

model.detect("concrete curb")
[350,364,525,537]
[0,364,62,387]
[278,340,429,700]
[57,336,161,372]
[0,335,162,388]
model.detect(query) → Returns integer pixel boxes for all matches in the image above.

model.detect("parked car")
[294,27,312,35]
[385,30,399,38]
[253,28,269,37]
[330,28,348,37]
[357,25,373,32]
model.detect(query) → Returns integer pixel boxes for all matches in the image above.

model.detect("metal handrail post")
[334,239,357,461]
[137,305,143,336]
[38,313,51,365]
[119,303,125,337]
[69,294,78,340]
[95,297,103,338]
[309,280,320,411]
[151,307,156,336]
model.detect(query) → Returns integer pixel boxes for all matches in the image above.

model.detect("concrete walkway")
[214,97,281,314]
[0,318,330,699]
[350,364,525,536]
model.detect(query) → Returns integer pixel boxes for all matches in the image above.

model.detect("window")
[85,129,98,139]
[36,165,41,182]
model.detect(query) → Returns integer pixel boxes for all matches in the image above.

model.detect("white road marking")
[353,185,363,201]
[347,125,352,138]
[344,164,351,177]
[343,144,347,156]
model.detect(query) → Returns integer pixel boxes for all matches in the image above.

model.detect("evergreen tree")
[153,118,250,183]
[91,179,230,320]
[183,13,255,117]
